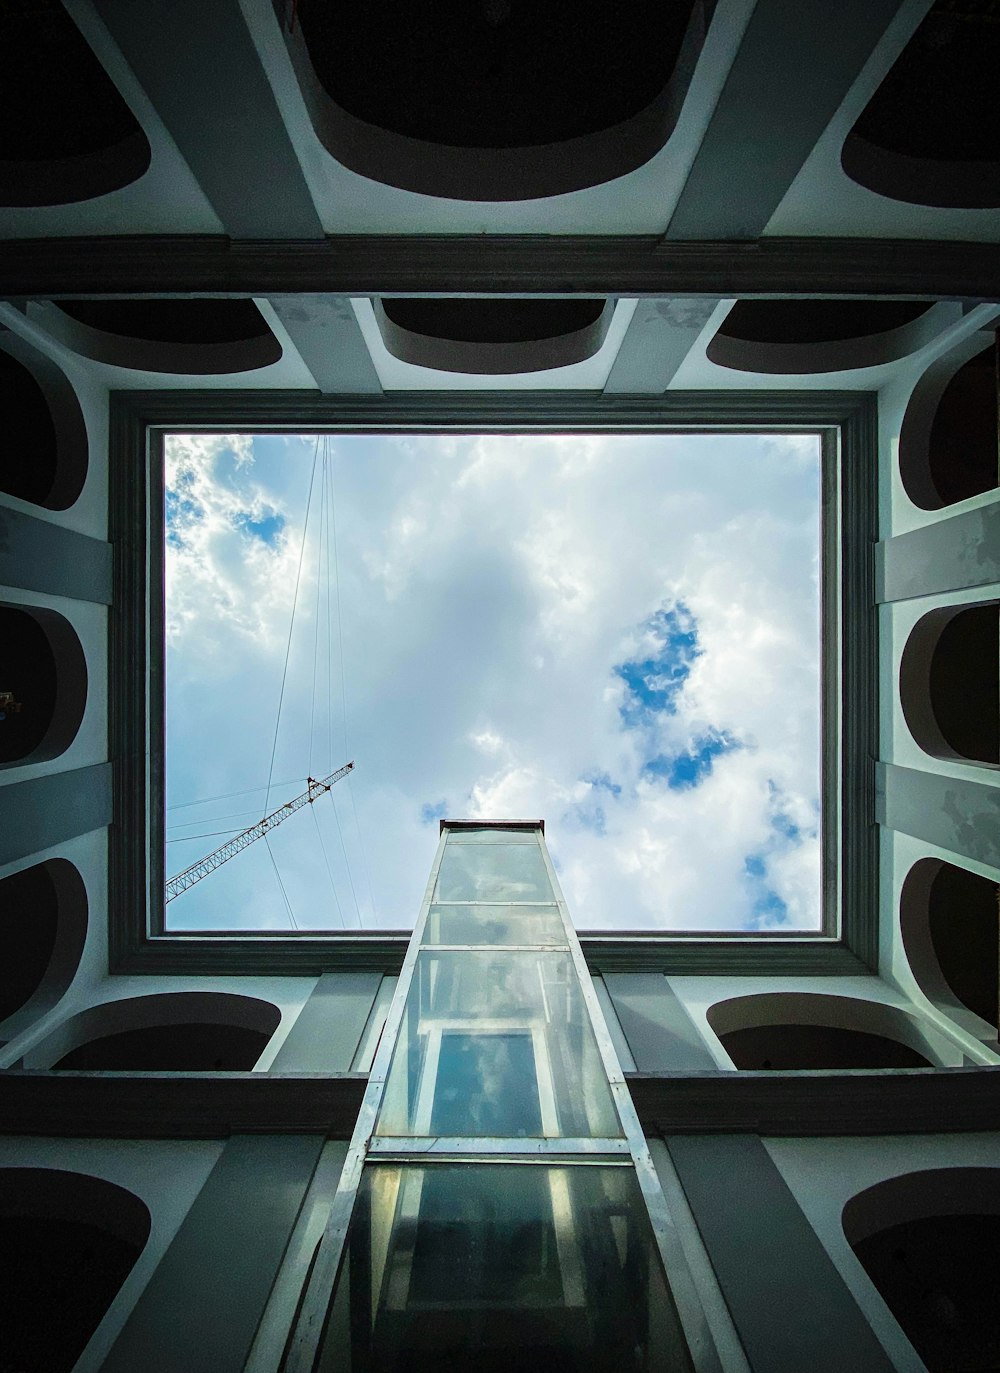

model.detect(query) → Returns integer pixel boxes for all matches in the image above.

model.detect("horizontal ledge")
[111,935,867,976]
[0,1071,368,1139]
[2,1066,993,1139]
[628,1065,1000,1136]
[4,236,1000,299]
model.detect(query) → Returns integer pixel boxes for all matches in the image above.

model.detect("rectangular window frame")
[109,389,877,976]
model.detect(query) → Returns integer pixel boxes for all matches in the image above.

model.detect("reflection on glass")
[377,952,621,1138]
[423,904,567,947]
[436,843,553,903]
[317,1163,692,1373]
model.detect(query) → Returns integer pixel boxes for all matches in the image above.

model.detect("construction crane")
[165,761,354,903]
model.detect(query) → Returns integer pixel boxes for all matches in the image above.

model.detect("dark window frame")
[109,389,877,976]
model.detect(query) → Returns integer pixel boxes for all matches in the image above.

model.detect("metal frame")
[283,823,725,1372]
[108,388,878,976]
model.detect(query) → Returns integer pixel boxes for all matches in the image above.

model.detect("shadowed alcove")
[899,601,1000,766]
[283,0,711,199]
[706,992,939,1070]
[0,1167,150,1372]
[0,603,88,768]
[900,857,999,1041]
[0,331,88,509]
[0,859,87,1042]
[899,336,999,510]
[706,300,935,375]
[844,1169,1000,1372]
[0,0,150,206]
[31,991,282,1071]
[374,298,613,374]
[842,0,1000,208]
[38,299,283,375]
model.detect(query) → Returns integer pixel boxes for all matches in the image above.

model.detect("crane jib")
[164,760,354,903]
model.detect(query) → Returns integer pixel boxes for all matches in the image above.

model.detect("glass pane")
[436,843,553,903]
[423,904,567,947]
[377,951,621,1138]
[317,1163,692,1373]
[446,828,540,844]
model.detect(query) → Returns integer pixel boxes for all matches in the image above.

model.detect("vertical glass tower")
[288,822,705,1371]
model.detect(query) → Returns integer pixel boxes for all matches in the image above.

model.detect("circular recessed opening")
[382,298,606,344]
[46,299,283,375]
[844,1170,1000,1372]
[36,991,282,1071]
[706,992,939,1070]
[285,0,710,198]
[0,604,88,769]
[716,300,930,346]
[0,335,88,510]
[0,859,87,1041]
[842,1,1000,208]
[375,297,613,373]
[706,300,934,375]
[296,0,688,147]
[901,858,999,1040]
[900,602,1000,766]
[899,338,999,510]
[0,2,150,206]
[0,1168,150,1373]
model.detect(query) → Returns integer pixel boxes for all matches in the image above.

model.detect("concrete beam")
[95,0,323,238]
[665,0,907,239]
[603,298,719,392]
[0,763,112,869]
[877,762,1000,870]
[268,296,382,393]
[877,503,1000,602]
[0,504,111,604]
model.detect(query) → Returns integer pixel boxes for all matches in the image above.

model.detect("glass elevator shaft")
[286,822,704,1372]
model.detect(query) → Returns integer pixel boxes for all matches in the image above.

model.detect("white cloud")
[164,431,823,934]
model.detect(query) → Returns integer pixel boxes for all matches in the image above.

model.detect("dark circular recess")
[0,864,59,1023]
[929,605,999,764]
[0,1,150,206]
[928,862,999,1030]
[58,299,272,346]
[902,604,1000,766]
[0,859,87,1040]
[0,604,87,768]
[717,1023,931,1071]
[925,343,998,507]
[382,298,605,344]
[0,1169,149,1373]
[843,0,1000,207]
[296,0,690,148]
[0,346,60,506]
[53,1020,275,1071]
[0,607,58,766]
[716,300,930,346]
[851,1212,1000,1371]
[0,333,88,510]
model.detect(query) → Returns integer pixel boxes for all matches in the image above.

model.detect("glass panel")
[435,843,553,903]
[376,951,622,1138]
[317,1163,692,1373]
[423,904,567,947]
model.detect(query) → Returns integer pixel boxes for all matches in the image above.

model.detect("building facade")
[1,0,1000,1368]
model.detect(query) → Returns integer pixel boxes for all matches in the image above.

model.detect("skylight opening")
[163,431,824,936]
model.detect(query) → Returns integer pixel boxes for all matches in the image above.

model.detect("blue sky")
[164,431,821,932]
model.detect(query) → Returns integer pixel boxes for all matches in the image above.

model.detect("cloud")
[164,431,823,934]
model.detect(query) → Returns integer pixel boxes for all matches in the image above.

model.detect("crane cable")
[324,435,378,924]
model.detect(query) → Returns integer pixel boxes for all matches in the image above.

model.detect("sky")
[164,431,822,934]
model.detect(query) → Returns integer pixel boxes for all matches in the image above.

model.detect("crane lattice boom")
[165,761,354,903]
